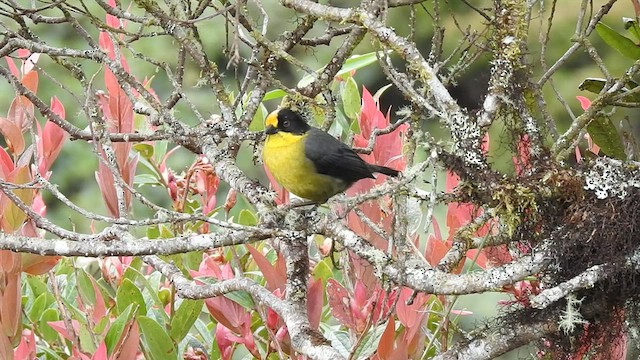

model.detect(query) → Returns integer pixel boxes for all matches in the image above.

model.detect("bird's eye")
[282,120,290,128]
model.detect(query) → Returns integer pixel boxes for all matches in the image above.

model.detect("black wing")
[305,128,375,183]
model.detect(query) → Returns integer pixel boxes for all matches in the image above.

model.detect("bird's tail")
[368,164,399,177]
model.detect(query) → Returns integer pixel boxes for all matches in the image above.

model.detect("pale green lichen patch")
[584,158,640,199]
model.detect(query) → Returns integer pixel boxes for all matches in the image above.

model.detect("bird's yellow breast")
[263,132,344,202]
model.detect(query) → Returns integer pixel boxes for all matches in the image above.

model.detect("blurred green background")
[1,1,639,358]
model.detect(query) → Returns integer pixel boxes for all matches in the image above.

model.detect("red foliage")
[326,279,395,334]
[246,245,286,292]
[345,86,408,292]
[94,12,138,218]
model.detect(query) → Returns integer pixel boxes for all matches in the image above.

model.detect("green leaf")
[116,278,147,316]
[312,257,335,282]
[249,103,268,132]
[39,308,60,344]
[27,276,48,298]
[333,110,351,137]
[184,251,203,270]
[105,304,136,355]
[37,346,65,360]
[122,266,168,323]
[578,78,607,94]
[147,225,160,239]
[323,327,351,357]
[624,17,640,43]
[133,143,154,159]
[587,115,626,159]
[153,141,168,164]
[298,52,381,88]
[138,316,178,360]
[136,156,158,174]
[123,257,143,280]
[263,89,287,102]
[373,84,393,103]
[135,174,161,186]
[3,166,31,231]
[60,297,88,325]
[79,321,97,354]
[169,299,203,342]
[350,117,361,135]
[77,269,96,306]
[342,77,361,120]
[596,22,640,59]
[238,209,258,226]
[352,324,387,360]
[224,291,255,310]
[578,78,640,102]
[194,318,214,349]
[159,224,174,238]
[28,293,54,324]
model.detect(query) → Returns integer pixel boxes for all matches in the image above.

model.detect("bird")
[262,108,399,203]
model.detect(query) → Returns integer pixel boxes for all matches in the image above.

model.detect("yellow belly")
[263,132,344,202]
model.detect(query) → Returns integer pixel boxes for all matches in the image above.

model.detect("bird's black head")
[264,108,311,135]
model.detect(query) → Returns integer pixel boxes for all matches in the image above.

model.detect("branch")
[434,316,556,360]
[0,230,272,256]
[532,245,640,309]
[321,220,551,295]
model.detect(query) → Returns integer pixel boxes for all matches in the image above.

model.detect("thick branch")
[0,230,272,256]
[321,220,551,295]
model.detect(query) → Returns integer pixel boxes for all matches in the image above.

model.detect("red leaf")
[16,49,30,60]
[376,316,396,360]
[0,147,13,178]
[0,271,21,337]
[0,117,25,156]
[8,94,35,133]
[99,32,115,62]
[481,132,490,154]
[21,53,40,75]
[359,86,383,139]
[445,170,459,193]
[264,165,289,205]
[585,133,600,155]
[246,245,286,292]
[200,263,251,333]
[576,95,591,111]
[215,324,235,360]
[104,0,121,29]
[38,97,68,174]
[5,56,19,77]
[326,279,356,330]
[13,330,36,360]
[0,250,21,273]
[425,234,450,268]
[396,288,429,342]
[88,276,107,324]
[446,202,476,234]
[21,254,60,275]
[46,320,76,341]
[113,320,139,360]
[91,341,107,360]
[0,332,12,360]
[467,248,491,269]
[95,164,119,218]
[21,69,38,94]
[307,278,323,330]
